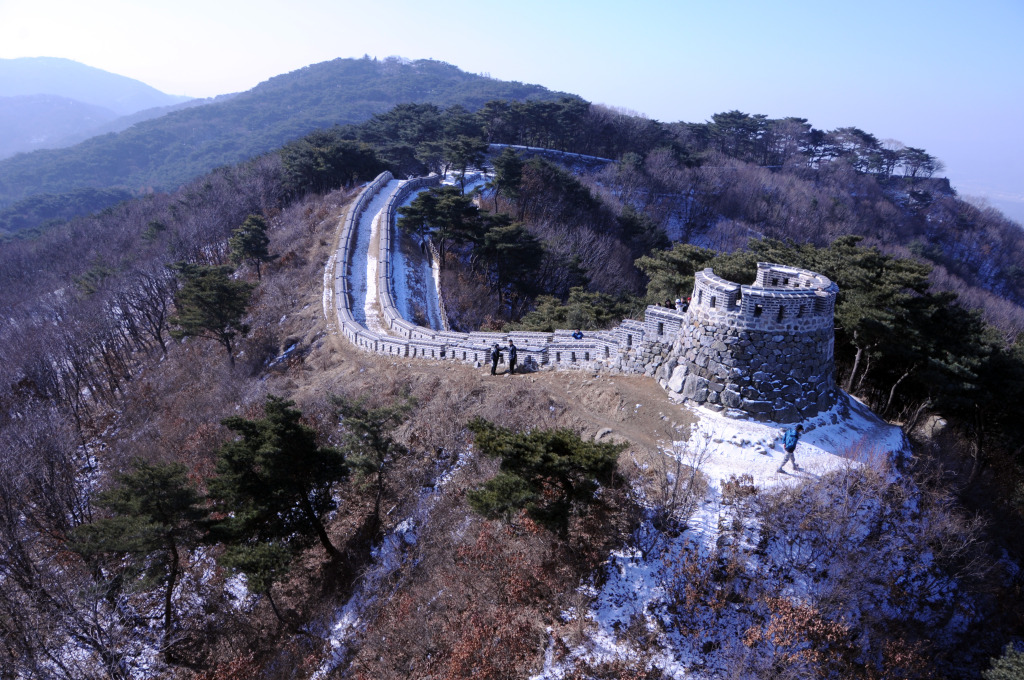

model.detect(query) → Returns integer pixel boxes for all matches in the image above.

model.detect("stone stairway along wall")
[327,175,839,423]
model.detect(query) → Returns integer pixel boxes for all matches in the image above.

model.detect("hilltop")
[0,57,568,230]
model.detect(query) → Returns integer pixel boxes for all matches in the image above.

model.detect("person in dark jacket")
[490,342,501,375]
[507,340,518,375]
[572,329,584,340]
[777,424,804,473]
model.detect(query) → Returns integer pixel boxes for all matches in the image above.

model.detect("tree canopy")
[209,396,348,589]
[168,263,254,366]
[281,129,384,197]
[397,184,482,263]
[466,418,626,535]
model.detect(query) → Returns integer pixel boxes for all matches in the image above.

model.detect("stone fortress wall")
[326,173,839,423]
[663,265,839,422]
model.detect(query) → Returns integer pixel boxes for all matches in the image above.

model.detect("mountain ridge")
[0,56,191,114]
[0,57,568,224]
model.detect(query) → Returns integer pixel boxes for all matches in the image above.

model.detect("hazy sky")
[1,0,1022,221]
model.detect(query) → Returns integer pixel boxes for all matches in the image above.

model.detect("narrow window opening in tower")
[754,304,763,317]
[777,306,785,322]
[772,277,778,286]
[798,305,805,317]
[658,322,664,335]
[710,296,717,308]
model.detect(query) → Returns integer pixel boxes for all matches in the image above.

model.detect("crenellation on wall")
[663,265,838,422]
[328,176,839,424]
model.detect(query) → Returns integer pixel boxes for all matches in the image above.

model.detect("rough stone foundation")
[663,265,839,422]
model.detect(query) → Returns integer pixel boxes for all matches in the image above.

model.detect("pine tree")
[229,214,273,280]
[487,148,523,210]
[396,185,481,264]
[209,396,348,576]
[330,394,415,532]
[70,459,206,640]
[168,263,254,366]
[466,418,625,535]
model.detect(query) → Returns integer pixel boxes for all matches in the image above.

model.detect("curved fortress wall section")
[327,175,839,424]
[665,264,838,422]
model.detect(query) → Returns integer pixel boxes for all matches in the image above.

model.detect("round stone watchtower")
[664,263,839,422]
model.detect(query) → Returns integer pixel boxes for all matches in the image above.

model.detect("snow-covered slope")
[533,396,978,679]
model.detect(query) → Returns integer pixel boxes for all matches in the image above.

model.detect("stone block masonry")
[663,265,839,422]
[328,176,839,424]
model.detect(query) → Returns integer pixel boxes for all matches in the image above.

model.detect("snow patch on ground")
[687,394,907,486]
[533,394,912,679]
[349,178,400,329]
[310,449,473,679]
[363,210,389,334]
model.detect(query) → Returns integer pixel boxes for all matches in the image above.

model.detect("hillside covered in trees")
[0,57,567,234]
[1,81,1023,679]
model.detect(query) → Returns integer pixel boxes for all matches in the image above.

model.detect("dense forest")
[1,87,1023,679]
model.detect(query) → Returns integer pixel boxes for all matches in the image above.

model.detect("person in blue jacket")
[777,424,804,473]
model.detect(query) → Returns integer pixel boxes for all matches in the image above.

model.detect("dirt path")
[298,317,696,459]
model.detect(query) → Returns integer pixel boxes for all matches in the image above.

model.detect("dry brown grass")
[86,183,705,678]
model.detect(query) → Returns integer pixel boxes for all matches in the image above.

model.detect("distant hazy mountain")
[0,97,219,161]
[0,94,118,157]
[0,57,565,231]
[0,57,195,161]
[0,57,191,115]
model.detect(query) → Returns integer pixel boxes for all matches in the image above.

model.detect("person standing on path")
[490,342,501,376]
[777,424,803,473]
[507,340,518,375]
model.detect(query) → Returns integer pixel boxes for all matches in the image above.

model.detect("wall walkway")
[325,173,838,422]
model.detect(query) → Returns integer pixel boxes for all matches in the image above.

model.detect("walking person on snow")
[777,424,804,473]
